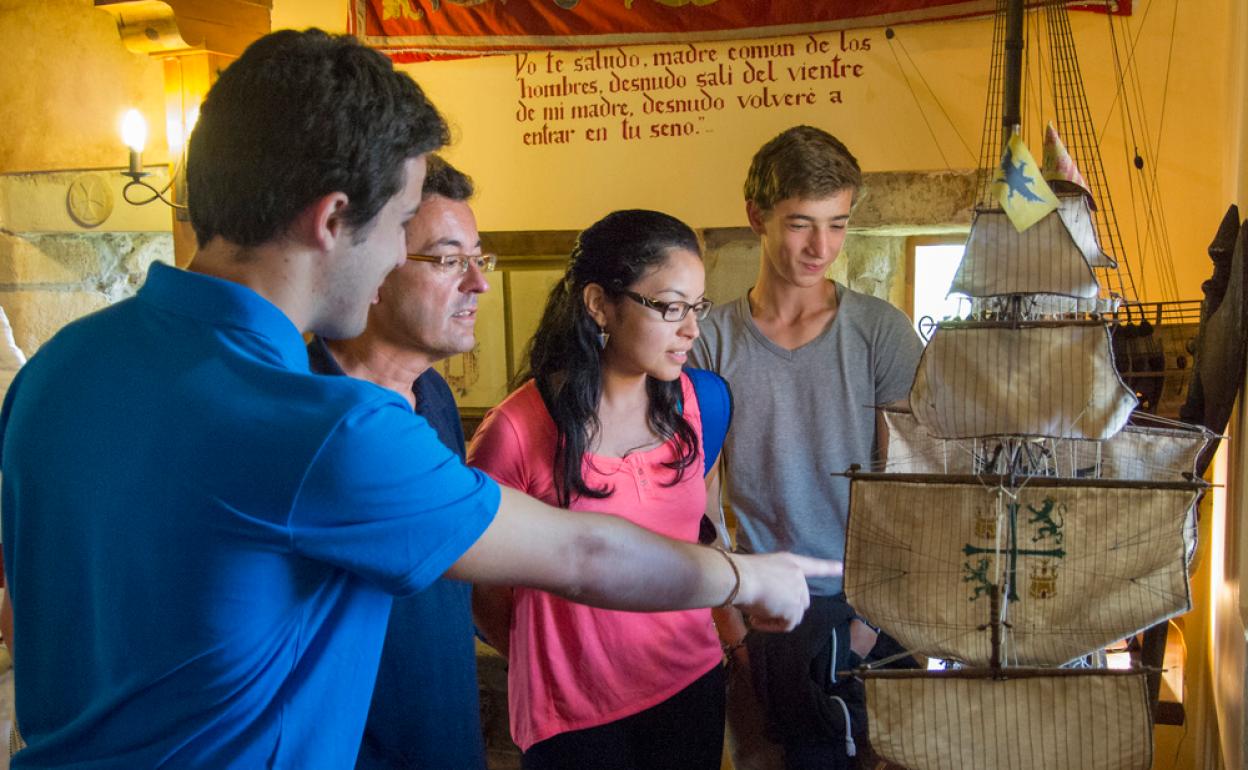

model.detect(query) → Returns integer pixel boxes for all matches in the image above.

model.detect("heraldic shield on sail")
[841,4,1213,770]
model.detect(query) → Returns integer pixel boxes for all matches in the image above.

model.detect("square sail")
[910,323,1138,440]
[865,670,1153,770]
[844,478,1197,666]
[880,408,1209,481]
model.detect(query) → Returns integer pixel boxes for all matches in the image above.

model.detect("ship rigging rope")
[1043,3,1142,303]
[885,35,951,169]
[923,0,1185,305]
[961,0,1201,306]
[1101,0,1182,302]
[884,30,978,168]
[974,0,1010,207]
[1135,0,1183,302]
[1136,0,1182,303]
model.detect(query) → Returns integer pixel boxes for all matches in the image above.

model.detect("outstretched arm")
[446,486,838,631]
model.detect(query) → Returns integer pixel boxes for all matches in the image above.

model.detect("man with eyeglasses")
[306,155,494,769]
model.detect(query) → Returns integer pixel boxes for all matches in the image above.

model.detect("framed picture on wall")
[505,268,564,379]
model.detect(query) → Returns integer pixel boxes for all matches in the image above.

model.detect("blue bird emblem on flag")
[995,132,1059,232]
[1002,148,1048,203]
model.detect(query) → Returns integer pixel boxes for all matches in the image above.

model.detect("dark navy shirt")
[308,336,486,770]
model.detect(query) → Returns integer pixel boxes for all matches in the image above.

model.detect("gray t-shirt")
[690,283,923,595]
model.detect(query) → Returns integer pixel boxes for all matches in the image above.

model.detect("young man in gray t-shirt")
[690,126,923,770]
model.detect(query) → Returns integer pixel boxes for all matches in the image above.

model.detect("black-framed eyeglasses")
[406,253,498,274]
[621,290,713,322]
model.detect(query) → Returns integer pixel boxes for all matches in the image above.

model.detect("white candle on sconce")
[120,109,148,179]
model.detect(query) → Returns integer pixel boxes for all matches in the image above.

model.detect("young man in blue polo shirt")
[307,155,492,769]
[0,30,836,768]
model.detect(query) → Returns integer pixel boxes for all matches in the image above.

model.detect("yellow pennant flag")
[993,132,1060,232]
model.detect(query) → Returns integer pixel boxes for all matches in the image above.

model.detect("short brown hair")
[422,155,474,202]
[743,126,862,212]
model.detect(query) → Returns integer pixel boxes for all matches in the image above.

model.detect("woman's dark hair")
[520,209,703,508]
[187,29,449,248]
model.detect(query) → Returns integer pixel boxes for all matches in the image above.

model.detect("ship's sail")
[880,408,1211,481]
[865,669,1154,770]
[953,194,1114,299]
[880,409,977,474]
[1096,422,1211,481]
[844,477,1198,666]
[910,323,1138,440]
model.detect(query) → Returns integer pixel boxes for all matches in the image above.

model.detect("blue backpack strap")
[684,367,733,476]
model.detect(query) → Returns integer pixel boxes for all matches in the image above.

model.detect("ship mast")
[1002,0,1024,138]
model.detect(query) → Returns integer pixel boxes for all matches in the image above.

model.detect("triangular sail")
[952,195,1114,300]
[844,478,1196,666]
[910,324,1138,440]
[865,670,1154,770]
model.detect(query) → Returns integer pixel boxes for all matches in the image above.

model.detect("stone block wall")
[703,228,910,311]
[698,170,975,311]
[0,230,173,355]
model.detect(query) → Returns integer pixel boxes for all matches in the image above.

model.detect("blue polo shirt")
[0,263,499,768]
[307,336,486,770]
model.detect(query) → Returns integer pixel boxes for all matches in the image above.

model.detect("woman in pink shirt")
[468,210,726,770]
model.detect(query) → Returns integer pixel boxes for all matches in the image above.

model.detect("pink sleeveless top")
[467,374,722,750]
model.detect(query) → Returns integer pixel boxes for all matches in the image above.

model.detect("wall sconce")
[119,107,187,211]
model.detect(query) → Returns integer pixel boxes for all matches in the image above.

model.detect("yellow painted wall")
[1233,0,1248,214]
[271,0,346,35]
[0,0,168,175]
[1154,492,1221,770]
[272,0,1232,304]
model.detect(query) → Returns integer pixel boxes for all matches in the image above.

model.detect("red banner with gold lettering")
[351,1,1129,59]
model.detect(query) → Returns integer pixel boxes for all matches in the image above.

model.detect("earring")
[597,327,610,349]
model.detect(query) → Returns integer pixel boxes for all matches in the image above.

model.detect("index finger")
[789,555,843,578]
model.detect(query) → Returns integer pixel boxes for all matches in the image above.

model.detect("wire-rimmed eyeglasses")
[621,290,713,322]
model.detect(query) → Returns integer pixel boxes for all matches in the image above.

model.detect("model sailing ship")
[842,2,1212,768]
